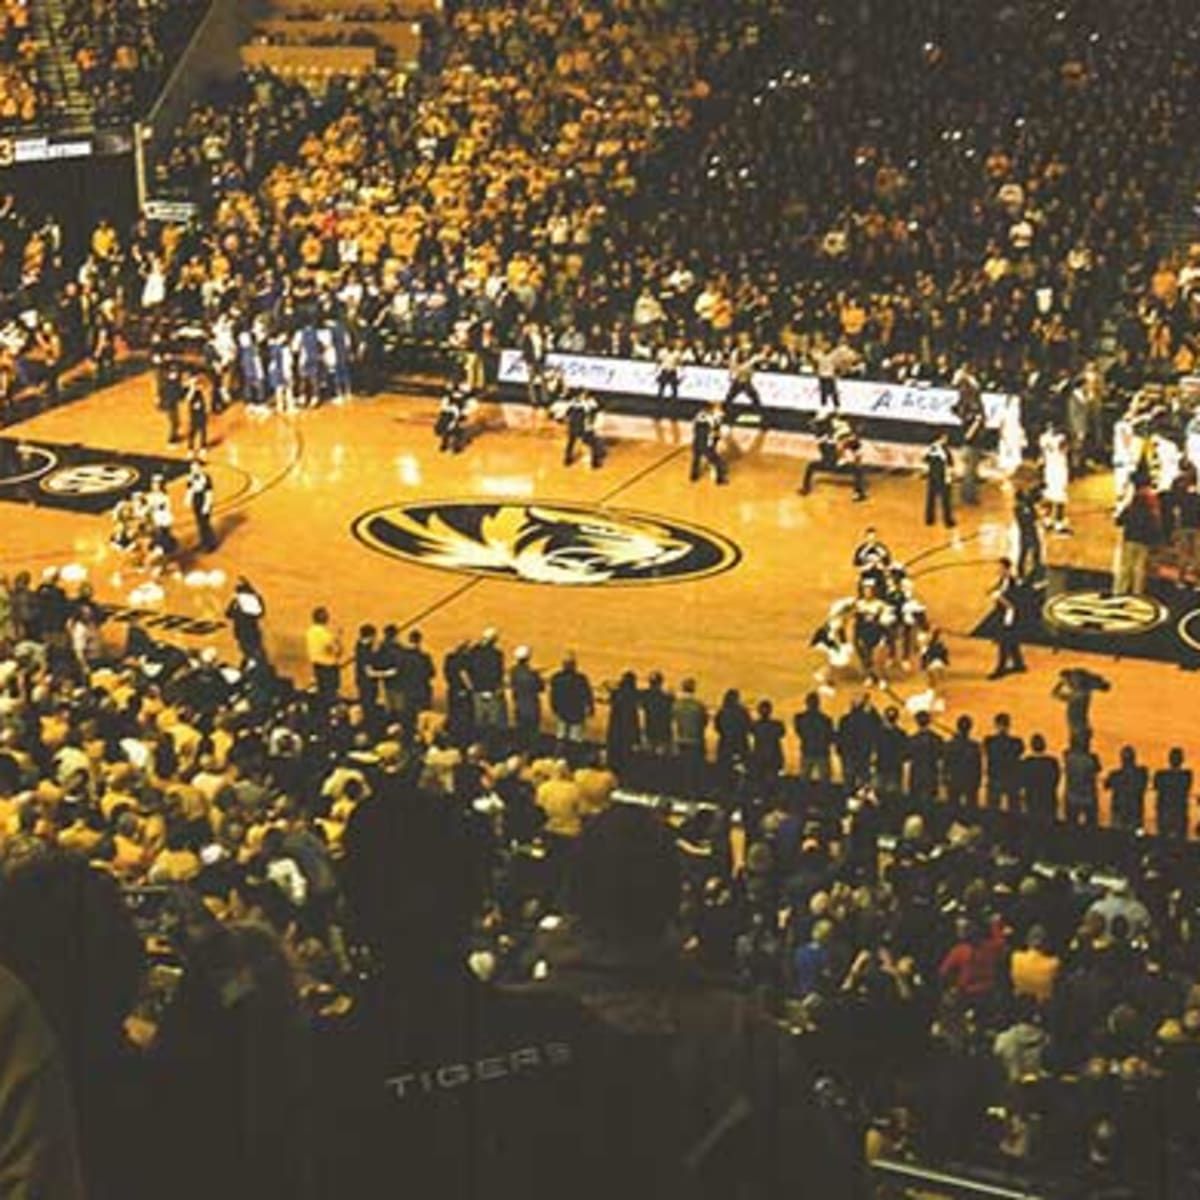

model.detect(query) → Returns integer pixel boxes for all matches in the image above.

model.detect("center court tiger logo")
[1043,591,1169,636]
[352,501,740,586]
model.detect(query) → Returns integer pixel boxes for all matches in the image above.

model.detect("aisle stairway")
[29,0,93,131]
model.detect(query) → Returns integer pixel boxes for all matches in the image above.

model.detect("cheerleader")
[146,475,177,559]
[853,580,892,688]
[1039,422,1071,534]
[906,627,950,716]
[810,599,855,694]
[890,570,927,669]
[920,627,950,701]
[110,497,139,553]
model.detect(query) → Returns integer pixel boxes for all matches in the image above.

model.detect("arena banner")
[497,350,1013,429]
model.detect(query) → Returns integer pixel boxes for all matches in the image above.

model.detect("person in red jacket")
[938,916,1008,1004]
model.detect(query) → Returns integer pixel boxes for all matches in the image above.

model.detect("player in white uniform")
[1039,423,1071,534]
[996,394,1026,479]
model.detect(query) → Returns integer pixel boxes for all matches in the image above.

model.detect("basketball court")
[2,374,1195,797]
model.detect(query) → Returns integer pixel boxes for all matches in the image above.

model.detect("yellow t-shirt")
[306,624,341,668]
[536,778,584,838]
[1010,948,1060,1004]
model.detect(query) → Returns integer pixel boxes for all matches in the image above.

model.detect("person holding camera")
[1052,668,1110,748]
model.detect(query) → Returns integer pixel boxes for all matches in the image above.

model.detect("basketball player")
[435,384,471,453]
[1039,421,1071,534]
[520,319,549,407]
[564,390,604,468]
[988,558,1026,679]
[656,339,683,404]
[953,365,986,505]
[184,371,208,452]
[800,412,865,499]
[690,402,728,484]
[723,341,765,423]
[923,432,955,527]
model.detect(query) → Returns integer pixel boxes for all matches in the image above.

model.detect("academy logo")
[40,463,140,497]
[352,500,740,586]
[1043,591,1169,637]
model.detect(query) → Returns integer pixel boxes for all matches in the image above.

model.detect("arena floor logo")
[352,500,741,586]
[0,438,187,514]
[1042,591,1170,637]
[974,566,1200,667]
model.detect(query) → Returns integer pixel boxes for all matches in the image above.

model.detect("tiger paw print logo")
[352,501,740,586]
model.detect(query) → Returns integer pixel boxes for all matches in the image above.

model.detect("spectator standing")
[794,692,835,784]
[1019,734,1060,824]
[1105,746,1149,831]
[550,653,595,757]
[906,711,943,809]
[749,699,785,788]
[944,715,982,809]
[225,576,267,663]
[984,714,1024,810]
[1010,926,1060,1006]
[836,694,879,791]
[1063,736,1101,828]
[1155,748,1193,839]
[874,706,908,809]
[640,671,674,755]
[1114,468,1164,595]
[606,672,643,774]
[510,645,544,750]
[671,678,708,796]
[305,606,343,702]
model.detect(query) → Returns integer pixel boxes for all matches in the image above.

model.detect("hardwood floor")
[2,374,1194,820]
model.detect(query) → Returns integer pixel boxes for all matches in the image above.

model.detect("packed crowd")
[0,0,43,126]
[62,0,208,123]
[1,565,1200,1195]
[126,0,1198,416]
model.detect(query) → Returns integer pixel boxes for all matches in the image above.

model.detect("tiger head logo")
[352,501,739,586]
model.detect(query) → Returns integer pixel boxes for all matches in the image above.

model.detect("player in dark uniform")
[690,402,728,484]
[800,413,866,500]
[435,384,471,453]
[924,432,955,527]
[564,390,604,468]
[185,370,209,451]
[988,557,1026,679]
